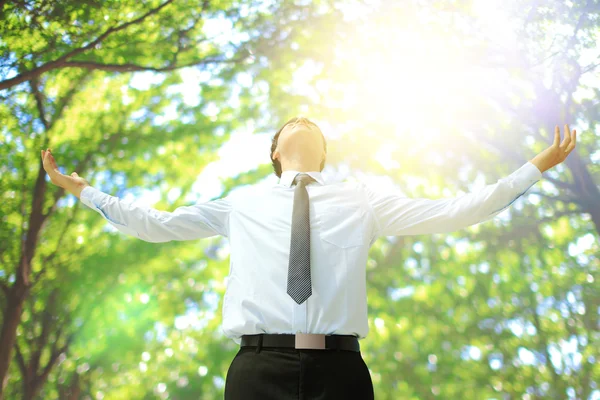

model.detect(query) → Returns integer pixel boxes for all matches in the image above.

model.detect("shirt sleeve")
[362,161,542,237]
[79,186,232,242]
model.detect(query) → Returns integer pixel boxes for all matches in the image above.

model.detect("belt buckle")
[295,333,326,350]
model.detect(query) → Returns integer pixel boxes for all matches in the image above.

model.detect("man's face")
[273,117,326,165]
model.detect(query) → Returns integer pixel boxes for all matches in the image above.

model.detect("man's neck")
[281,163,320,173]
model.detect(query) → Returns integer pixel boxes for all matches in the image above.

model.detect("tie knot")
[293,173,316,187]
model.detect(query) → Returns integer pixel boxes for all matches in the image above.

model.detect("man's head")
[270,116,327,178]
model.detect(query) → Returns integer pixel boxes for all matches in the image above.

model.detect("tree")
[2,0,597,398]
[0,0,346,398]
[298,1,598,398]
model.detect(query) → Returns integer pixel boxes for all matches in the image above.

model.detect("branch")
[581,60,600,75]
[537,210,582,224]
[40,323,75,384]
[33,204,81,285]
[29,77,49,130]
[529,190,581,205]
[19,141,31,281]
[0,0,175,90]
[543,175,577,192]
[0,280,8,319]
[21,172,50,285]
[528,50,561,68]
[50,316,68,358]
[31,289,58,374]
[0,280,8,297]
[50,71,93,128]
[565,8,588,57]
[0,238,10,270]
[14,338,28,381]
[61,54,248,73]
[171,10,206,65]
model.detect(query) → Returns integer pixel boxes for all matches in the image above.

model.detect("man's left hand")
[529,124,577,173]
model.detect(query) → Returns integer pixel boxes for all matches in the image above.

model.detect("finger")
[561,124,571,147]
[565,129,576,153]
[553,126,560,146]
[48,153,59,170]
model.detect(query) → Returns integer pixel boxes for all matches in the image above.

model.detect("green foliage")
[1,0,599,399]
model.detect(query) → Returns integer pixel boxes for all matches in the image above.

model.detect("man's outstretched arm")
[363,124,577,237]
[41,149,231,242]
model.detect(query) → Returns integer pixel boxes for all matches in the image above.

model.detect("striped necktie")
[287,173,316,305]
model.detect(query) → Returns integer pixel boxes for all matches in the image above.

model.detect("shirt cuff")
[79,185,135,234]
[79,185,106,211]
[514,161,543,183]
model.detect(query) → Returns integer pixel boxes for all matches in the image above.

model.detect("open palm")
[41,149,90,192]
[546,124,576,164]
[530,124,577,173]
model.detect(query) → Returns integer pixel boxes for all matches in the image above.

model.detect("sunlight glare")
[321,18,481,155]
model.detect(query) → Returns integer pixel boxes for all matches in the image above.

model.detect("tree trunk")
[0,264,30,400]
[22,376,42,400]
[0,155,50,398]
[62,373,81,400]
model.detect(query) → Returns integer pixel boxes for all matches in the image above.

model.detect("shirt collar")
[279,170,325,187]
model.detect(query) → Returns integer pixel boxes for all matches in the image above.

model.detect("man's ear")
[273,150,279,161]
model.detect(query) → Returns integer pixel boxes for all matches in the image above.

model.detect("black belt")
[241,333,360,352]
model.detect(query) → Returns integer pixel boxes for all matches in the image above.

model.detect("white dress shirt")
[79,161,542,345]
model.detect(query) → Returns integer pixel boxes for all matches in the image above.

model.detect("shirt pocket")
[317,205,364,248]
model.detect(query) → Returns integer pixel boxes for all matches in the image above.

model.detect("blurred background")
[0,0,598,398]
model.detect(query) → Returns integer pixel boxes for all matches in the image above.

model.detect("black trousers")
[224,344,375,399]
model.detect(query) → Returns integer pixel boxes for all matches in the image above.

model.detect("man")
[41,118,576,399]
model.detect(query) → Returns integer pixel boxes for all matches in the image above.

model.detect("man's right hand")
[41,148,90,199]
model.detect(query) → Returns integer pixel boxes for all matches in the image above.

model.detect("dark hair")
[270,116,327,178]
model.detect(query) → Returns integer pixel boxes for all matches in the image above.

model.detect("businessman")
[42,117,576,399]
